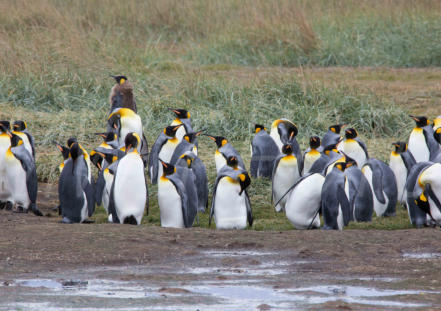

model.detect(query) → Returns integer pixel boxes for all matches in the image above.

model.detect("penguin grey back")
[250,128,280,178]
[406,161,433,227]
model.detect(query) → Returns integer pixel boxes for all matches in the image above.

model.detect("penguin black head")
[282,143,293,155]
[124,132,140,153]
[67,137,78,148]
[183,130,203,143]
[169,108,190,119]
[13,120,27,131]
[344,154,357,168]
[329,124,346,134]
[10,133,23,147]
[409,115,429,128]
[238,172,251,195]
[206,135,228,148]
[96,132,117,143]
[0,121,11,132]
[227,156,239,169]
[415,192,431,216]
[54,141,70,160]
[391,141,407,153]
[324,144,339,156]
[164,124,183,137]
[434,128,441,144]
[111,75,128,85]
[334,162,347,172]
[345,128,358,139]
[160,160,176,176]
[69,142,82,160]
[254,124,266,133]
[90,151,104,170]
[309,136,321,149]
[108,113,121,130]
[179,154,194,168]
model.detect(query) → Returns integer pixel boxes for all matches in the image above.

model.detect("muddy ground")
[1,184,441,310]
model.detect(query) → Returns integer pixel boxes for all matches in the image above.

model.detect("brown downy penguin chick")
[109,75,136,113]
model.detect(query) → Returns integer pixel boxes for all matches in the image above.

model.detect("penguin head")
[334,162,347,172]
[169,108,190,119]
[164,124,183,137]
[329,124,346,134]
[160,159,176,176]
[344,128,358,139]
[277,122,298,139]
[309,136,321,149]
[282,143,293,155]
[10,133,23,147]
[111,75,128,85]
[13,120,27,131]
[67,137,78,148]
[96,132,117,143]
[391,141,407,153]
[90,151,104,170]
[410,115,429,128]
[227,156,239,169]
[179,153,194,168]
[124,132,140,153]
[108,113,121,130]
[434,128,441,144]
[0,121,11,132]
[238,172,251,195]
[343,153,357,168]
[254,124,266,133]
[324,144,339,156]
[415,192,431,216]
[183,130,203,143]
[54,141,70,160]
[206,135,228,148]
[69,142,82,160]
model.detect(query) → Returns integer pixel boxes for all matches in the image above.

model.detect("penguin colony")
[2,76,441,230]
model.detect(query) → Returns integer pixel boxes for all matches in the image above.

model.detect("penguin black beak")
[96,162,102,171]
[409,115,419,122]
[203,134,216,141]
[159,159,167,169]
[95,132,107,138]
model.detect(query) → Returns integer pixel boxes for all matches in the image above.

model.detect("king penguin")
[158,160,198,228]
[302,136,322,174]
[406,162,433,227]
[0,121,12,209]
[149,124,183,184]
[284,173,325,229]
[12,120,35,159]
[337,128,369,168]
[67,137,92,184]
[250,124,279,178]
[321,124,345,151]
[5,133,42,216]
[269,118,297,151]
[433,115,441,132]
[210,156,252,229]
[169,108,194,142]
[108,133,147,225]
[58,142,95,223]
[170,130,203,164]
[362,158,397,217]
[108,108,143,150]
[54,141,70,173]
[205,135,245,173]
[408,115,439,162]
[389,142,416,205]
[321,162,351,230]
[272,143,301,213]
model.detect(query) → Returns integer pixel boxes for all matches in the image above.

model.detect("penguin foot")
[61,217,74,224]
[31,206,44,217]
[0,201,5,209]
[14,206,26,213]
[5,201,13,211]
[82,219,95,224]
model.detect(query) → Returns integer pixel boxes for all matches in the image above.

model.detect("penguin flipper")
[368,162,386,204]
[148,133,167,184]
[426,183,441,215]
[140,132,149,167]
[193,157,208,212]
[356,138,369,159]
[168,175,190,228]
[24,131,36,158]
[271,155,284,204]
[82,176,95,217]
[209,174,223,226]
[94,171,105,206]
[108,179,120,223]
[11,147,38,203]
[424,126,440,160]
[245,190,253,227]
[337,185,351,226]
[250,144,259,178]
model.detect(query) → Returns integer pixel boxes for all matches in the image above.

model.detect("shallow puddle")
[403,252,441,259]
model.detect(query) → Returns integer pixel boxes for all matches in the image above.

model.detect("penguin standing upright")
[169,108,194,142]
[321,162,351,230]
[389,142,416,205]
[250,124,279,178]
[67,137,92,184]
[408,115,439,162]
[58,142,95,223]
[12,121,35,158]
[210,156,252,229]
[321,124,345,151]
[302,136,322,174]
[0,121,12,209]
[5,133,42,216]
[272,143,301,213]
[205,135,245,173]
[362,158,397,217]
[170,130,203,164]
[337,128,369,168]
[108,133,147,225]
[149,124,183,184]
[158,160,198,228]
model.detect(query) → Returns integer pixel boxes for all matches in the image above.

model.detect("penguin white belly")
[408,130,429,162]
[363,166,388,216]
[285,173,324,229]
[102,169,114,213]
[344,177,352,220]
[80,192,88,222]
[158,177,184,228]
[303,151,320,174]
[120,116,143,152]
[175,126,186,142]
[5,154,29,208]
[273,156,300,212]
[158,139,179,178]
[338,140,366,167]
[214,177,247,229]
[215,150,226,173]
[113,153,146,224]
[337,206,343,230]
[389,155,407,204]
[193,145,198,156]
[270,130,283,152]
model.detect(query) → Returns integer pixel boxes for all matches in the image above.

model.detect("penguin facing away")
[269,118,297,151]
[108,133,147,225]
[59,142,95,223]
[321,123,345,151]
[389,142,416,205]
[362,158,397,217]
[321,162,351,230]
[205,134,245,173]
[337,128,369,168]
[0,121,12,209]
[284,173,325,229]
[303,136,322,175]
[250,124,280,178]
[5,133,42,216]
[12,120,35,158]
[272,143,301,213]
[210,156,252,230]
